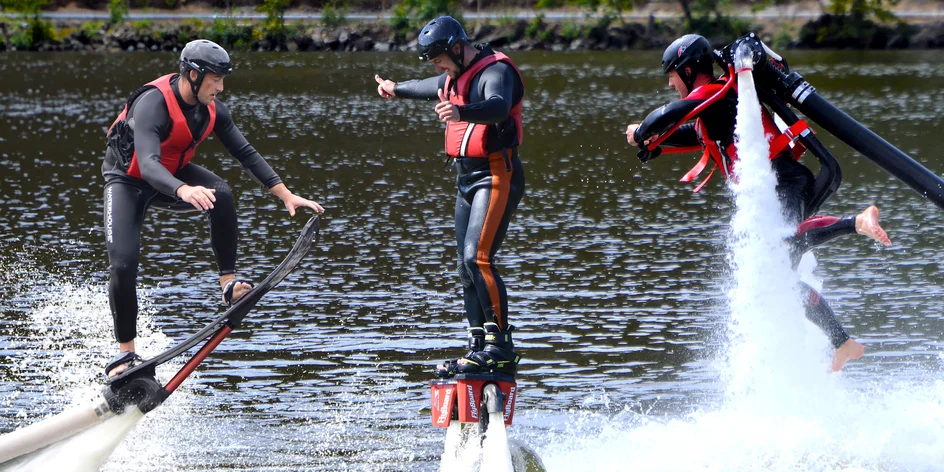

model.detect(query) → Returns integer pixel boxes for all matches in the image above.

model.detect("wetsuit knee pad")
[210,180,233,201]
[457,258,474,288]
[109,259,138,278]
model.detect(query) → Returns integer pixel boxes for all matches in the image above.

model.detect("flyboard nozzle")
[104,369,167,415]
[734,42,756,72]
[482,383,506,416]
[728,33,766,73]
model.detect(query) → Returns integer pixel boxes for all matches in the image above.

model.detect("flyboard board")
[0,215,322,465]
[431,372,545,472]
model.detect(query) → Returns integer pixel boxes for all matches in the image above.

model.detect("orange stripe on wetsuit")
[476,151,513,329]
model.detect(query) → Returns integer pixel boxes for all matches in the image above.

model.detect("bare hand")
[626,124,641,146]
[177,185,216,211]
[282,194,324,217]
[375,74,396,99]
[435,88,459,122]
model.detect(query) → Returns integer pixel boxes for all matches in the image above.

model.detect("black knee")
[209,180,234,208]
[109,258,138,280]
[457,257,474,288]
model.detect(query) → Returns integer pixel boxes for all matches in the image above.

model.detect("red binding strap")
[680,151,710,182]
[646,64,737,152]
[768,120,811,159]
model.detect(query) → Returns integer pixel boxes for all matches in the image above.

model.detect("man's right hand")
[626,123,641,146]
[177,184,216,211]
[375,74,396,99]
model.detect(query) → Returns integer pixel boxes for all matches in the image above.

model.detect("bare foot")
[220,274,252,304]
[106,347,139,379]
[108,363,129,378]
[855,205,891,247]
[230,281,252,303]
[831,338,865,372]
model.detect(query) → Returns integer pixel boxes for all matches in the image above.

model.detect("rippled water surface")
[1,50,944,471]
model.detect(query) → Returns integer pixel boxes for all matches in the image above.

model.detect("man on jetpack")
[374,16,525,377]
[625,34,891,372]
[101,39,323,378]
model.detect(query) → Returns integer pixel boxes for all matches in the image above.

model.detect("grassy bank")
[2,0,942,51]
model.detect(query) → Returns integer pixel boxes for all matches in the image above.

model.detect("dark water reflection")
[1,50,944,470]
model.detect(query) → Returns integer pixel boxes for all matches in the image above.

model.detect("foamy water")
[0,250,200,471]
[524,68,944,471]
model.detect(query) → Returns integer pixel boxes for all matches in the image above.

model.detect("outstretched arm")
[633,99,702,146]
[385,73,447,100]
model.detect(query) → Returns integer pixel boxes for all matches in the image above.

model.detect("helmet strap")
[184,70,205,102]
[448,43,465,75]
[680,66,699,95]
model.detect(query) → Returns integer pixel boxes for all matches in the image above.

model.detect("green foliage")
[545,0,639,24]
[496,15,516,28]
[678,0,754,39]
[205,19,254,47]
[321,0,347,27]
[525,14,544,39]
[772,28,792,50]
[258,0,289,37]
[2,0,57,49]
[827,0,899,21]
[10,30,32,49]
[390,0,462,38]
[108,0,127,27]
[390,0,461,27]
[560,20,583,41]
[7,16,56,49]
[131,19,153,31]
[81,21,104,38]
[390,4,411,37]
[0,0,47,15]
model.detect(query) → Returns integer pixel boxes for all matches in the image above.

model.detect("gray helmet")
[179,39,232,76]
[178,40,232,99]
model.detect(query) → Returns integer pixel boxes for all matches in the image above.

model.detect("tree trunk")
[679,0,694,24]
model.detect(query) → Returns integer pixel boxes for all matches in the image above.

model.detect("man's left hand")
[283,194,324,217]
[435,88,459,123]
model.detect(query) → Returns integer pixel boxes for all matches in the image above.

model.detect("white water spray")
[0,253,191,471]
[480,413,514,472]
[723,47,828,405]
[532,49,944,471]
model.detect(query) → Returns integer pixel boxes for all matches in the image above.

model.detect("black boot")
[435,327,485,378]
[456,322,521,376]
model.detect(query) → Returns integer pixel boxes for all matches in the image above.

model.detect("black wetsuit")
[102,74,282,343]
[634,80,856,348]
[396,45,525,330]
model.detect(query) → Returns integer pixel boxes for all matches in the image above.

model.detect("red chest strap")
[769,120,811,160]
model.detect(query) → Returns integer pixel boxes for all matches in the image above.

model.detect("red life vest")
[672,76,811,192]
[443,52,524,158]
[109,74,217,179]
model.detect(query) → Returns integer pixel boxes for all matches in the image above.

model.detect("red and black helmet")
[662,34,714,91]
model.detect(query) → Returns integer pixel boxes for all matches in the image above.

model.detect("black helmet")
[179,39,232,100]
[662,34,714,92]
[417,16,468,69]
